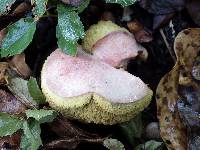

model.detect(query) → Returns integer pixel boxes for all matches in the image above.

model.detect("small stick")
[159,28,176,62]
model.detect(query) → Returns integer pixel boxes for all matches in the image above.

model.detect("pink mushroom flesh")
[92,31,147,67]
[43,49,149,103]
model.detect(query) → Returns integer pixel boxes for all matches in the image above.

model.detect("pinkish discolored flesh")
[91,31,147,68]
[43,49,149,103]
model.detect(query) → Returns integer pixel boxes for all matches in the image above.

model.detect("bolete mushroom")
[41,49,152,125]
[82,21,148,68]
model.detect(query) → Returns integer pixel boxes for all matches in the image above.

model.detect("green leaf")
[119,113,143,145]
[20,121,42,150]
[8,77,38,108]
[57,4,85,56]
[103,138,125,150]
[28,77,46,104]
[0,18,36,57]
[0,0,16,14]
[0,112,23,137]
[56,25,78,56]
[135,140,164,150]
[32,0,48,17]
[26,109,57,124]
[105,0,137,7]
[77,0,91,13]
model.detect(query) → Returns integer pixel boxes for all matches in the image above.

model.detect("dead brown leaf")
[0,62,9,85]
[156,28,200,150]
[127,21,153,43]
[9,53,32,79]
[10,2,31,17]
[0,28,7,47]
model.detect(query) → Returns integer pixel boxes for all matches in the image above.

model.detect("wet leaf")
[156,28,200,150]
[0,112,23,137]
[32,0,48,18]
[26,109,57,124]
[20,120,42,150]
[0,18,36,57]
[27,77,46,104]
[0,0,16,15]
[8,77,38,108]
[57,4,85,56]
[105,0,137,7]
[103,138,125,150]
[77,0,91,13]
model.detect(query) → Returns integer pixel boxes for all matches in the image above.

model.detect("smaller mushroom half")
[41,48,152,125]
[82,21,148,69]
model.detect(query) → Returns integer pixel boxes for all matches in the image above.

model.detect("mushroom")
[82,21,148,69]
[41,49,152,125]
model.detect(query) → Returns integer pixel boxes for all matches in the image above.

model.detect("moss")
[82,21,128,52]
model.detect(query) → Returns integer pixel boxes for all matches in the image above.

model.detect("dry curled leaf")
[156,28,200,150]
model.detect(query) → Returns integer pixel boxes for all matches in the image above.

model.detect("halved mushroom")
[41,49,152,125]
[82,21,148,68]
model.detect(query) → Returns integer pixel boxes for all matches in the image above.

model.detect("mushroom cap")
[82,21,128,52]
[82,21,148,68]
[41,49,152,125]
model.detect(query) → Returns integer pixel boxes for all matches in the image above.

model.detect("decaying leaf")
[127,21,153,43]
[0,28,7,47]
[7,77,38,109]
[0,62,9,85]
[0,90,26,150]
[9,53,32,79]
[156,28,200,150]
[0,89,26,115]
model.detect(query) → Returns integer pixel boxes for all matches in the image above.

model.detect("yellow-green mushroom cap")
[82,21,128,52]
[41,49,153,125]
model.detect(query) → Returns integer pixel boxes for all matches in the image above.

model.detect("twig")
[159,28,176,62]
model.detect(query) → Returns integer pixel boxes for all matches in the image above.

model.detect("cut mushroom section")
[82,21,148,68]
[41,49,152,125]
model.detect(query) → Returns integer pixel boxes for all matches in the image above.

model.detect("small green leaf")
[8,77,38,108]
[119,113,143,145]
[32,0,48,17]
[26,109,57,124]
[105,0,137,7]
[0,0,16,14]
[0,18,36,57]
[28,77,46,104]
[57,4,85,56]
[0,112,23,137]
[103,138,125,150]
[135,140,164,150]
[20,121,42,150]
